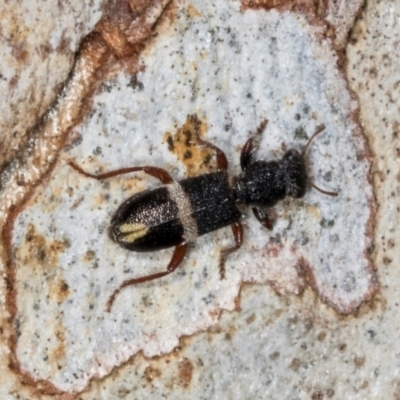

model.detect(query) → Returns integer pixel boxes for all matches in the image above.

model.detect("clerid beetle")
[69,115,337,311]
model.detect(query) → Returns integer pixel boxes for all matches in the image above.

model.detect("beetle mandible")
[68,115,337,311]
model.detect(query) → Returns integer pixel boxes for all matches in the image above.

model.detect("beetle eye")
[283,149,300,165]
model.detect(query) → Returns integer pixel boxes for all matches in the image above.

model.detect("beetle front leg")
[219,222,243,279]
[252,206,274,230]
[106,242,188,311]
[67,160,174,184]
[240,119,268,171]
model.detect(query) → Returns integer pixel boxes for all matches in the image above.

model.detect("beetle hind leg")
[67,161,174,184]
[106,243,188,312]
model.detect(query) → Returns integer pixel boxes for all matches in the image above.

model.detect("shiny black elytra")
[69,115,337,311]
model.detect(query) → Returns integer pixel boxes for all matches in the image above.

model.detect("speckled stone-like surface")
[326,0,364,48]
[5,0,375,394]
[0,0,104,170]
[1,0,400,398]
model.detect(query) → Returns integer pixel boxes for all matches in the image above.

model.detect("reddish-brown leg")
[67,160,174,184]
[240,137,255,171]
[310,183,338,197]
[190,114,229,171]
[252,207,274,230]
[106,243,188,312]
[219,222,243,279]
[240,119,268,171]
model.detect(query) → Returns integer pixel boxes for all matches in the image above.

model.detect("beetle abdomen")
[109,187,185,251]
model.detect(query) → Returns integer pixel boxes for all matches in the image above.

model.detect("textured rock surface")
[0,1,104,170]
[1,0,397,398]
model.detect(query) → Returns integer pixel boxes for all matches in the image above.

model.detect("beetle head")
[282,149,307,198]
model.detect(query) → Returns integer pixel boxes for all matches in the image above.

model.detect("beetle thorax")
[233,150,308,208]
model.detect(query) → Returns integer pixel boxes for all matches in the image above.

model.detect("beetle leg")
[68,161,174,184]
[219,222,243,279]
[106,243,188,312]
[252,206,274,230]
[240,137,255,171]
[189,114,229,171]
[301,124,326,156]
[240,119,269,171]
[310,182,338,197]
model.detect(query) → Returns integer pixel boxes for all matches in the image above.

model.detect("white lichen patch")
[11,0,375,392]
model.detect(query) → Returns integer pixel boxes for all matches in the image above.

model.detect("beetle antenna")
[310,182,338,197]
[301,125,326,156]
[302,125,338,197]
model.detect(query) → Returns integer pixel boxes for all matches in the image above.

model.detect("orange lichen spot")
[83,249,96,262]
[164,115,217,176]
[186,4,203,18]
[143,365,162,383]
[16,224,68,271]
[11,41,30,63]
[52,278,70,304]
[208,309,219,320]
[49,326,66,368]
[177,358,194,388]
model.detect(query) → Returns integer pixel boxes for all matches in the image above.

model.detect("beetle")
[68,115,337,310]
